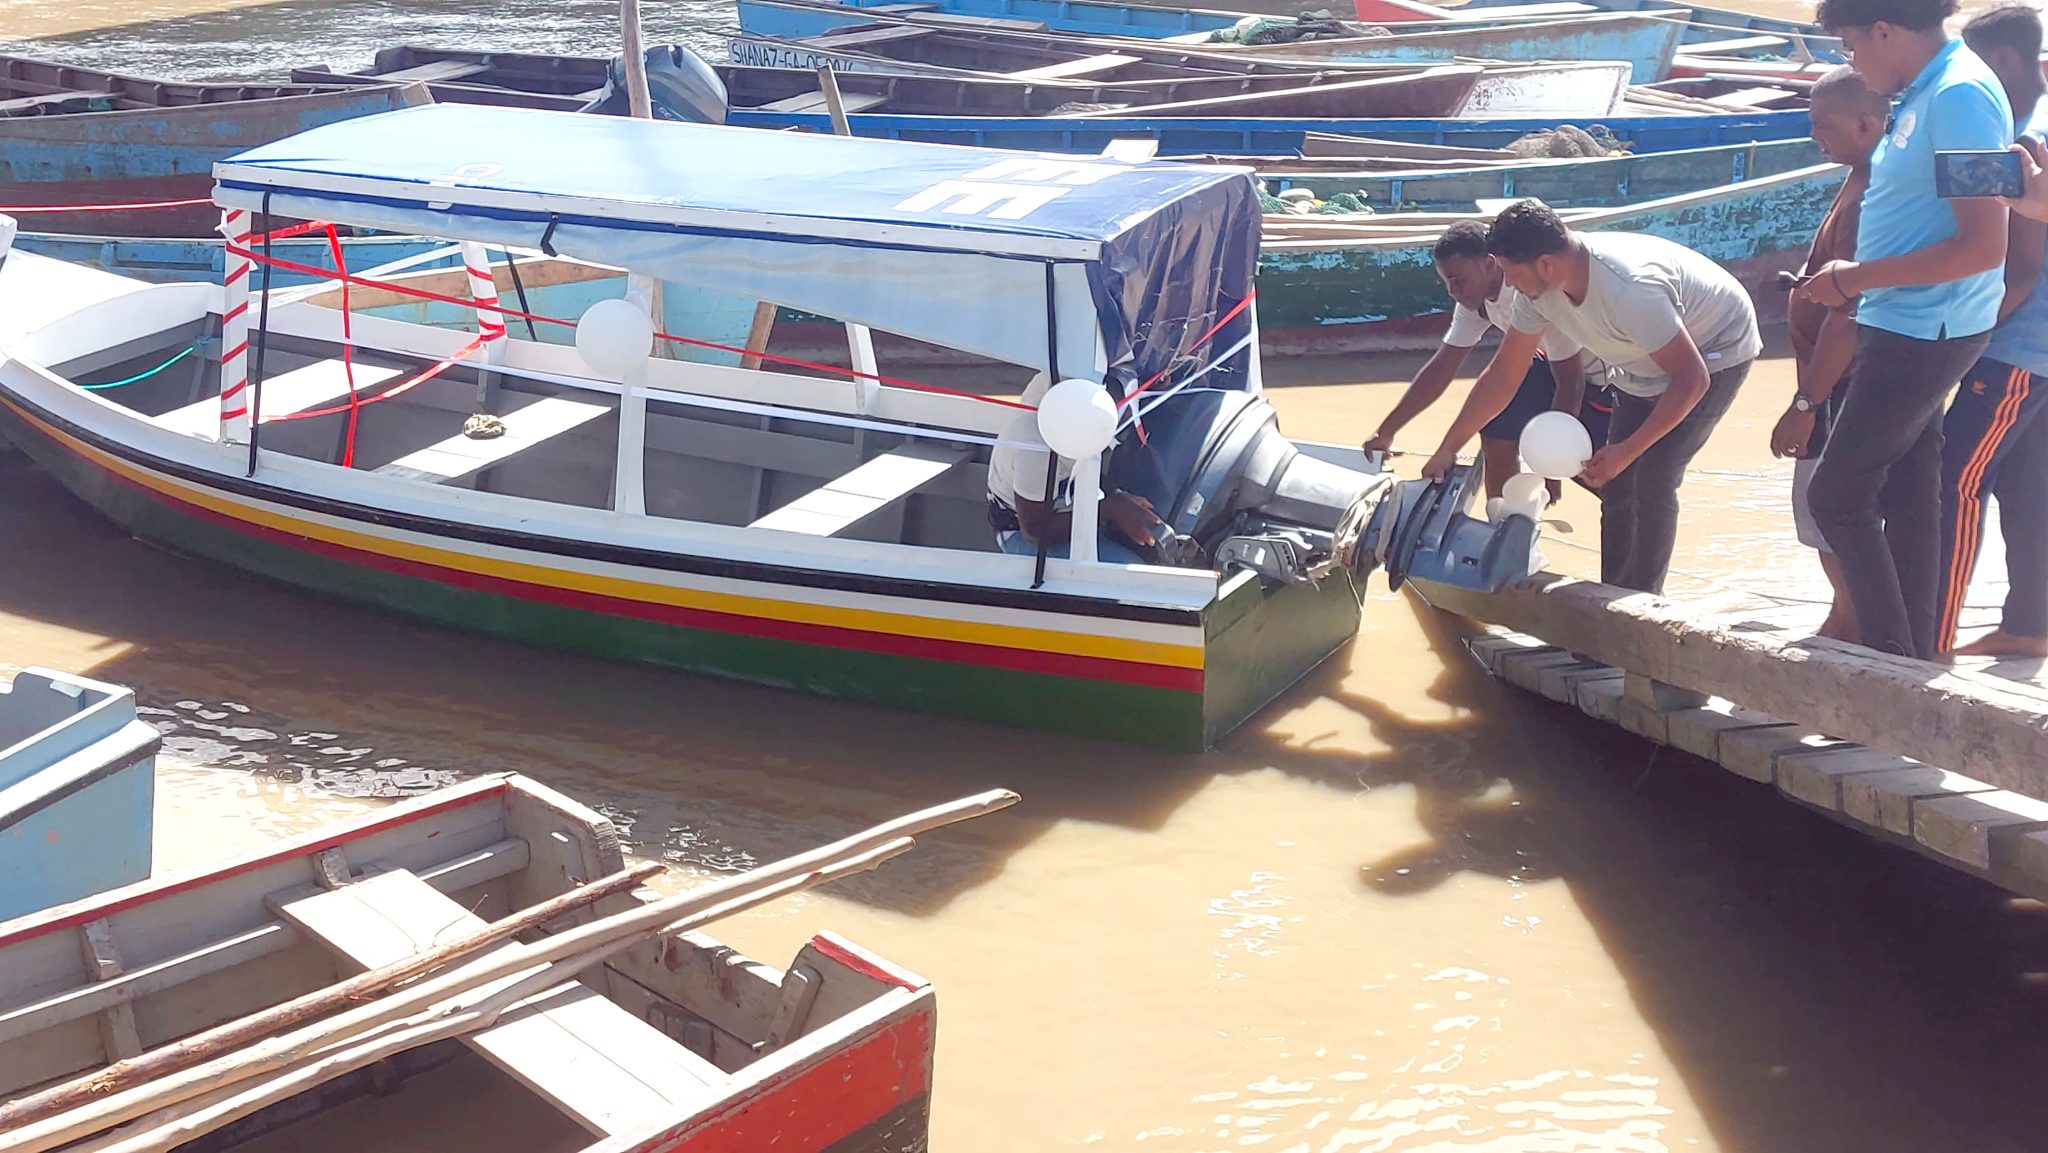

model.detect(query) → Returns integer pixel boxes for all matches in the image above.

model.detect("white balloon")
[1519,411,1594,480]
[1036,378,1118,459]
[575,298,654,380]
[1501,471,1550,509]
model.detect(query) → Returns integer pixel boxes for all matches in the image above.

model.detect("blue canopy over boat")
[214,103,1260,394]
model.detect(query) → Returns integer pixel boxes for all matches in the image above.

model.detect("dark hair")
[1816,0,1957,32]
[1963,5,2043,61]
[1485,200,1572,264]
[1432,219,1490,265]
[1808,63,1890,117]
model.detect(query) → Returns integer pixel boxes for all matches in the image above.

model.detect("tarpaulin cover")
[215,103,1260,391]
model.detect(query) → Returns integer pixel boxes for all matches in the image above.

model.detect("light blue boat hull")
[736,0,1685,78]
[8,233,761,368]
[0,670,160,923]
[724,107,1812,155]
[9,231,461,287]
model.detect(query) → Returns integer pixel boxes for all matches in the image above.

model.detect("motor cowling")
[1105,391,1535,592]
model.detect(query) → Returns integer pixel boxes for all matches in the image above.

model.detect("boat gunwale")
[0,320,1220,627]
[1258,158,1845,250]
[0,775,517,948]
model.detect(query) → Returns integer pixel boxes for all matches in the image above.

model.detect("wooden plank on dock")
[1775,747,1918,812]
[1715,727,1841,784]
[1498,649,1586,693]
[1840,767,1997,836]
[1535,660,1620,707]
[1914,791,2048,871]
[1577,675,1625,724]
[1464,631,1550,676]
[1411,574,2048,798]
[1662,700,1791,762]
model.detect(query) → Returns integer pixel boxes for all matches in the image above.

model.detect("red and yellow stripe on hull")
[0,393,1267,747]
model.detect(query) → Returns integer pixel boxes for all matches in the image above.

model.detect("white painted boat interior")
[27,258,1020,554]
[0,776,927,1152]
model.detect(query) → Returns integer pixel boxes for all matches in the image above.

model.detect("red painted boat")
[0,775,940,1152]
[0,55,428,238]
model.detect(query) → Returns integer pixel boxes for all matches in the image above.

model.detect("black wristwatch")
[1791,394,1817,414]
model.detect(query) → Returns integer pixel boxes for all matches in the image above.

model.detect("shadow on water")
[9,432,2048,1151]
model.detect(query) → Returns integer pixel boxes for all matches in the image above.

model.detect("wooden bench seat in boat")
[153,359,403,436]
[749,443,967,536]
[1681,34,1793,56]
[0,90,115,116]
[803,25,936,50]
[375,396,610,484]
[368,60,495,84]
[1002,54,1144,80]
[756,90,891,114]
[271,868,726,1136]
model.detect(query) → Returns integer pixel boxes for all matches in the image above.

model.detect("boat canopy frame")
[210,103,1264,391]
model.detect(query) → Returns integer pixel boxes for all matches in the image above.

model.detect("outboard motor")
[581,46,728,124]
[1105,391,1535,594]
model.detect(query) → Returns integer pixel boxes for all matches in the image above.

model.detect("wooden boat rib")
[0,774,940,1152]
[0,56,429,238]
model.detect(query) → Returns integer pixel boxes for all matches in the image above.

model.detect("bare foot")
[1951,630,2048,659]
[1816,611,1859,647]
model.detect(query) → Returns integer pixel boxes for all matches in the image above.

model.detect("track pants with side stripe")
[1937,357,2048,653]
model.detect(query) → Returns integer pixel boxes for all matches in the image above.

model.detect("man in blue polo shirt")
[1796,0,2013,660]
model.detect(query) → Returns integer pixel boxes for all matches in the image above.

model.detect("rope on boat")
[223,242,1037,412]
[80,338,217,391]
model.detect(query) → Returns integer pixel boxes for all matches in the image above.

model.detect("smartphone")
[1935,149,2025,199]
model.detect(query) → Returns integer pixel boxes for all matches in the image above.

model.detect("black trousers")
[1600,363,1749,594]
[1938,356,2048,648]
[1809,325,1991,659]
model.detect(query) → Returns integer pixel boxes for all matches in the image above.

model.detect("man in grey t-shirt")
[1424,201,1760,593]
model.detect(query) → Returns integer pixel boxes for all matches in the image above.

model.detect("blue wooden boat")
[1449,0,1844,60]
[723,106,1811,154]
[0,669,161,922]
[0,55,428,238]
[1262,134,1823,204]
[1256,160,1842,351]
[6,230,461,287]
[736,0,1691,78]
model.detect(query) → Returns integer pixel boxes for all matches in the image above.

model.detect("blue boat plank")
[724,107,1813,154]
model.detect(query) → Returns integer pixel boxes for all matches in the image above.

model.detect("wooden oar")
[68,838,917,1153]
[0,861,665,1132]
[2,789,1016,1153]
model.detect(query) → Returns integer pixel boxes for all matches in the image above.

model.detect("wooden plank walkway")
[1450,590,2048,900]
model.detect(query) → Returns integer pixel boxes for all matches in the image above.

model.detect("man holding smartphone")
[1936,5,2048,659]
[1795,0,2013,660]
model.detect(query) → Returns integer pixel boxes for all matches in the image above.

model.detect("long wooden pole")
[3,789,1017,1153]
[68,839,916,1153]
[0,862,663,1132]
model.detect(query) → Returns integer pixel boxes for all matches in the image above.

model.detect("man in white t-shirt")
[1423,201,1761,593]
[986,375,1161,563]
[1364,220,1613,499]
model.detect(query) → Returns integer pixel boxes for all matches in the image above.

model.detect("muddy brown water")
[8,2,2048,1148]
